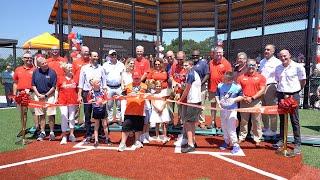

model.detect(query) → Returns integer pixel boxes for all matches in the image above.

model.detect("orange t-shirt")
[47,56,67,80]
[134,57,150,77]
[13,65,35,90]
[124,83,147,116]
[147,69,168,88]
[208,58,232,92]
[57,76,78,105]
[72,57,90,83]
[237,72,266,97]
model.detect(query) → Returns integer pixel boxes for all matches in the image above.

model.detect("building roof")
[48,0,308,35]
[0,39,18,47]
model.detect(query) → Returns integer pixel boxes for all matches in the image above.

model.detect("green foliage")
[44,170,125,180]
[0,55,23,71]
[163,36,215,58]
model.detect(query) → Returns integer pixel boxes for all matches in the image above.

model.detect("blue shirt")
[1,70,14,84]
[193,59,209,80]
[216,82,242,110]
[32,68,57,94]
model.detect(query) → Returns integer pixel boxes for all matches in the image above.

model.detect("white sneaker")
[118,143,126,152]
[132,141,143,150]
[174,138,187,146]
[60,136,67,145]
[69,134,76,142]
[142,137,150,144]
[161,136,170,143]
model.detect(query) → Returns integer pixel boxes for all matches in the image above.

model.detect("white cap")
[108,49,116,55]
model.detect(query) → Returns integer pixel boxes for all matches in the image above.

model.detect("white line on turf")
[0,148,91,170]
[174,139,286,180]
[73,141,135,151]
[212,154,287,180]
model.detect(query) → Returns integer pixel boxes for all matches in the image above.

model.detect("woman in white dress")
[150,81,170,142]
[120,58,134,122]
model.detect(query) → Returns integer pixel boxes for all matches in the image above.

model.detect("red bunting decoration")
[14,91,30,107]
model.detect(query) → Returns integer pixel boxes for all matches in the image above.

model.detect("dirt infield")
[1,132,319,180]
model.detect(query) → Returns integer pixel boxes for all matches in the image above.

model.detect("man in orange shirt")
[237,59,266,146]
[47,46,67,80]
[208,46,232,129]
[72,46,90,84]
[13,52,38,142]
[169,51,187,127]
[134,45,150,82]
[118,72,147,152]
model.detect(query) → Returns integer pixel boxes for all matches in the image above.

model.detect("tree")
[163,36,215,59]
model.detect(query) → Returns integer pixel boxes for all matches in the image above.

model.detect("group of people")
[11,43,306,155]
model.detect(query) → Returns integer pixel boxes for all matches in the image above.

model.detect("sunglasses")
[111,53,117,56]
[183,64,189,67]
[176,58,184,61]
[155,63,161,66]
[23,57,32,59]
[247,64,256,68]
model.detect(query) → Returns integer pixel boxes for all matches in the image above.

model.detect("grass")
[0,104,319,169]
[0,84,4,95]
[44,170,125,180]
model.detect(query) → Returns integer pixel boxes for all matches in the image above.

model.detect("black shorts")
[92,106,107,119]
[122,115,144,132]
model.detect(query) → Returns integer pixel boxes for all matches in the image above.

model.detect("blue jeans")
[4,83,13,106]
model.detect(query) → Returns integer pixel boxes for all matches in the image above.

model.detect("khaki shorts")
[181,103,202,122]
[34,95,56,116]
[208,91,217,103]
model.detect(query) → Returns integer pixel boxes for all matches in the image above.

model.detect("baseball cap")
[132,71,140,79]
[108,49,117,55]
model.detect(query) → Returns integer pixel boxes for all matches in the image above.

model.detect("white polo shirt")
[275,61,306,93]
[102,60,125,86]
[259,56,282,85]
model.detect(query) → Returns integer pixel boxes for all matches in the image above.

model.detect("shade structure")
[48,0,308,35]
[23,32,69,49]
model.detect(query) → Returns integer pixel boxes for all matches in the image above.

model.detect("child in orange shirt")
[118,72,147,152]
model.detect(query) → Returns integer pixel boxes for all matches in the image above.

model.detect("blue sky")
[1,0,56,46]
[0,1,308,49]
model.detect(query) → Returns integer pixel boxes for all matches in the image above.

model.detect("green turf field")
[44,170,124,180]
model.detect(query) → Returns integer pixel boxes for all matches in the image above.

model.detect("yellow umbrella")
[23,32,69,49]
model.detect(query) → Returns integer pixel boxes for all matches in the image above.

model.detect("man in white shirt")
[78,51,107,143]
[259,44,282,137]
[102,50,125,124]
[273,49,306,155]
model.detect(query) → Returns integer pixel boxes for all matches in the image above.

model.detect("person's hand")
[96,98,103,106]
[77,95,83,103]
[244,96,252,104]
[38,94,45,100]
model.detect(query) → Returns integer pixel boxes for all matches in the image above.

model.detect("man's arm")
[300,79,306,90]
[179,84,191,102]
[201,74,209,86]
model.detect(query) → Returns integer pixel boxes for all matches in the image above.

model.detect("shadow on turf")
[302,126,320,132]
